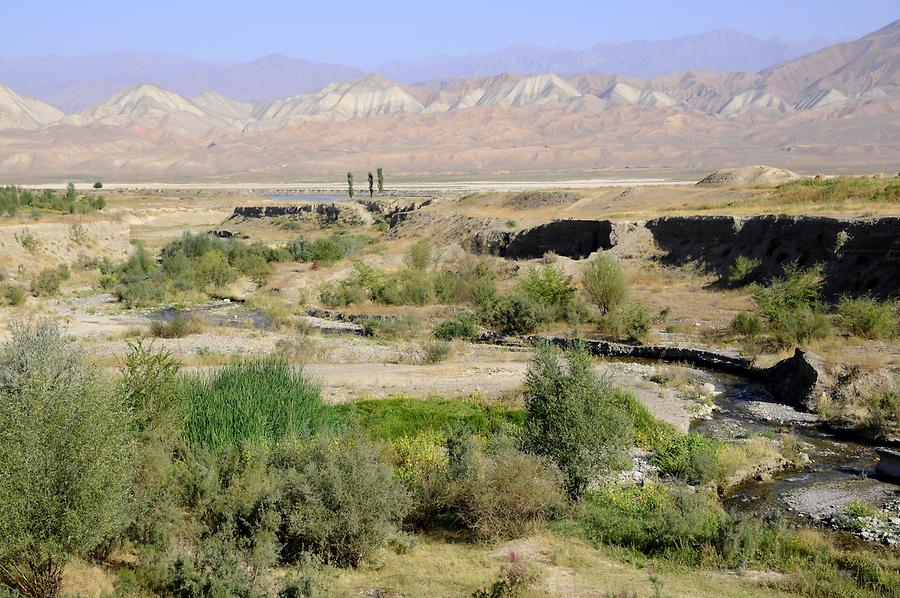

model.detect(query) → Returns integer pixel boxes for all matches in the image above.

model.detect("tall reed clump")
[183,360,334,450]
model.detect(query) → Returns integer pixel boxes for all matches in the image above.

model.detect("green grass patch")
[183,360,336,450]
[332,396,523,441]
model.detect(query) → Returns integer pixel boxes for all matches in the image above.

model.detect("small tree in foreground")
[0,321,135,597]
[523,343,633,499]
[347,172,354,198]
[376,167,384,193]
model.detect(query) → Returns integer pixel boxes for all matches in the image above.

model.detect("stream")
[692,372,897,534]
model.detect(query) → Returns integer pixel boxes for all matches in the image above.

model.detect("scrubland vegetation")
[1,321,898,597]
[0,184,105,217]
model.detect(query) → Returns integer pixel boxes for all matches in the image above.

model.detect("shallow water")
[149,303,273,330]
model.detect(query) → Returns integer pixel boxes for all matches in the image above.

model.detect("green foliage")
[727,255,761,286]
[0,186,104,217]
[286,235,356,265]
[376,167,384,193]
[434,258,499,307]
[515,265,577,322]
[730,311,762,338]
[16,231,39,251]
[523,344,634,498]
[93,181,103,189]
[30,264,70,296]
[650,433,725,485]
[0,283,26,306]
[359,314,420,339]
[347,171,354,198]
[104,233,285,306]
[270,432,410,566]
[773,176,900,205]
[183,360,333,450]
[0,321,135,597]
[334,396,523,441]
[582,254,628,314]
[750,263,830,347]
[472,551,537,598]
[119,340,182,436]
[481,293,543,335]
[149,313,202,339]
[433,311,479,340]
[420,339,452,364]
[574,483,726,557]
[620,301,653,343]
[836,296,897,339]
[405,239,434,270]
[367,171,374,197]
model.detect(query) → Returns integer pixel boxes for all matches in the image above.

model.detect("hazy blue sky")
[2,1,897,65]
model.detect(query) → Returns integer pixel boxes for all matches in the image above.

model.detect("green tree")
[347,172,354,198]
[523,343,633,499]
[368,171,374,197]
[93,181,103,189]
[376,167,384,193]
[0,321,135,597]
[582,254,628,314]
[65,182,77,203]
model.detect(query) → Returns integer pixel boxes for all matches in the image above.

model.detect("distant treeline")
[0,184,105,217]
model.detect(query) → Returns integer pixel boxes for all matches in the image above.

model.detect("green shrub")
[515,265,577,321]
[481,294,543,335]
[523,344,634,498]
[359,314,420,339]
[731,311,762,338]
[472,551,537,598]
[621,302,653,343]
[183,360,333,450]
[582,254,628,314]
[727,256,761,286]
[750,263,830,347]
[451,438,566,540]
[433,312,479,340]
[30,264,70,296]
[434,259,498,307]
[420,339,452,364]
[836,296,897,339]
[0,321,135,597]
[651,433,725,484]
[575,483,725,556]
[149,313,202,339]
[405,240,433,270]
[319,280,366,307]
[0,283,26,306]
[119,340,182,436]
[270,432,410,567]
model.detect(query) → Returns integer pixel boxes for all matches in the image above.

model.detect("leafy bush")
[727,256,761,286]
[183,360,333,450]
[0,186,104,217]
[620,301,653,343]
[582,254,628,314]
[270,432,410,566]
[433,312,479,340]
[359,314,420,339]
[731,311,762,338]
[405,239,433,270]
[515,265,577,321]
[420,339,452,364]
[473,550,537,598]
[287,236,345,265]
[481,294,543,335]
[149,313,203,338]
[750,263,830,347]
[0,321,135,597]
[119,340,182,436]
[30,264,70,296]
[0,283,26,306]
[434,258,498,307]
[651,433,725,485]
[575,483,725,556]
[523,344,634,498]
[836,296,897,339]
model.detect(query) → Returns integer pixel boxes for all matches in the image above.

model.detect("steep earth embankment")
[471,215,900,299]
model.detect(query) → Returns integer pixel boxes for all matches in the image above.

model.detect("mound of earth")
[504,190,582,209]
[697,165,803,187]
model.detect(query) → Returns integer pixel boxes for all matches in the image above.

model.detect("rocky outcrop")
[757,348,831,410]
[472,219,614,259]
[646,215,900,299]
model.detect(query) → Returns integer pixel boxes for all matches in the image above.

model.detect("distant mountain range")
[0,28,836,112]
[0,20,897,179]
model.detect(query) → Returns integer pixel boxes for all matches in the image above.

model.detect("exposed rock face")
[758,348,831,410]
[229,203,353,225]
[696,165,802,186]
[646,215,900,299]
[472,219,614,259]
